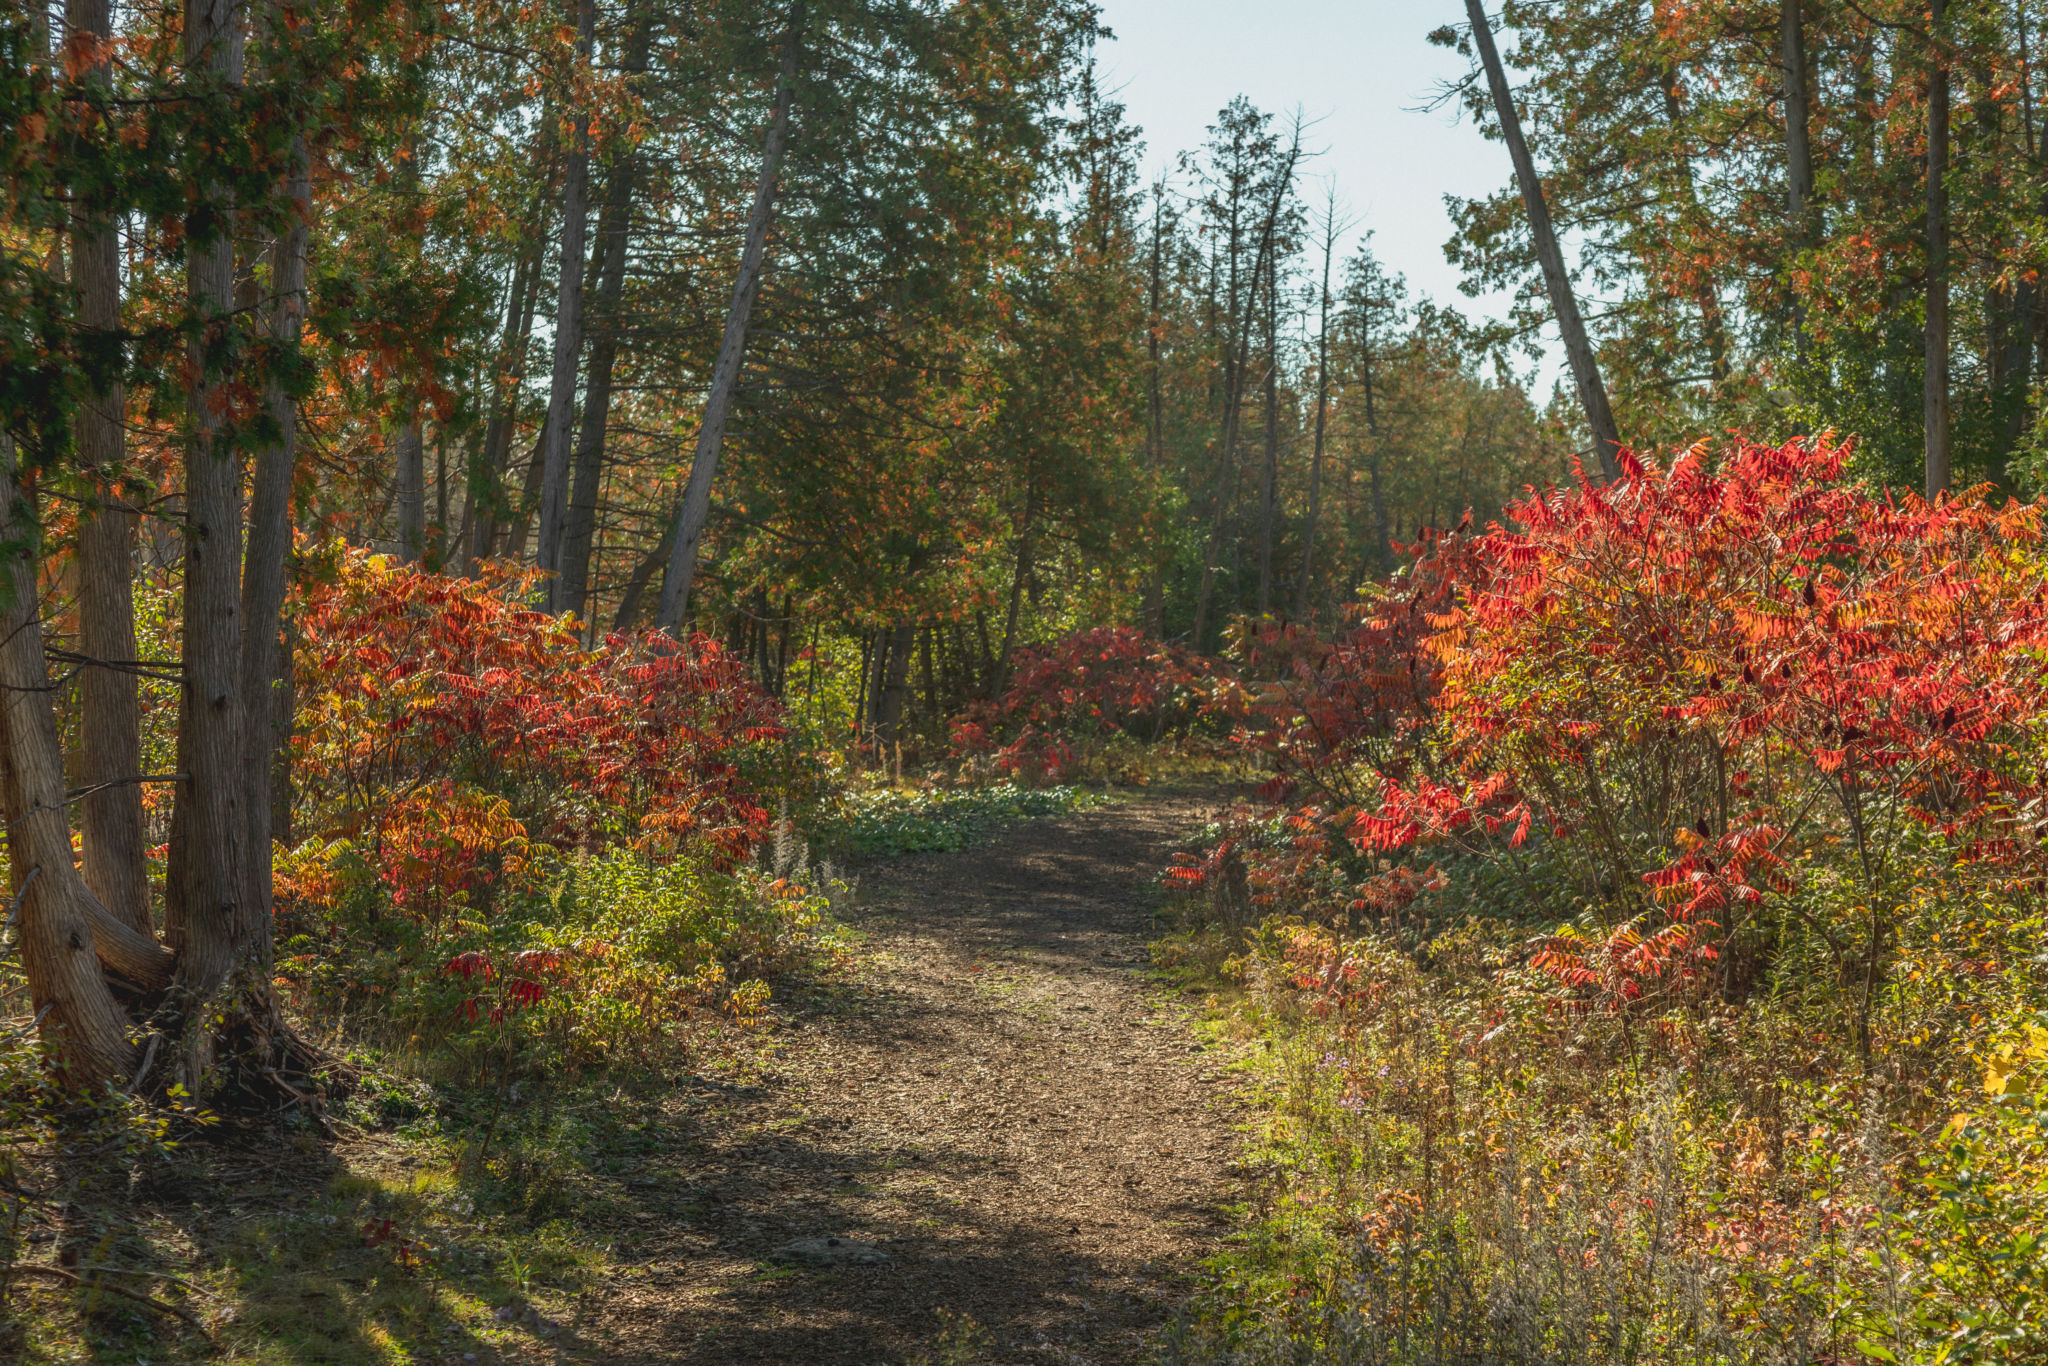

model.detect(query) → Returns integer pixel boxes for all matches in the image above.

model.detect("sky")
[1090,0,1522,347]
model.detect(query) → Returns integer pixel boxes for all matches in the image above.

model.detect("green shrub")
[819,781,1098,859]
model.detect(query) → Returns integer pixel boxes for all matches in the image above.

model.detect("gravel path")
[596,793,1240,1364]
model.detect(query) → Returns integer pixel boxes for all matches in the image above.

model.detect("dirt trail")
[597,793,1240,1364]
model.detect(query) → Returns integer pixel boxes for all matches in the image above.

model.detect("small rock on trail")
[770,1236,889,1267]
[595,791,1240,1364]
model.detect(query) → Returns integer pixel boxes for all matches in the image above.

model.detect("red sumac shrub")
[951,626,1226,782]
[288,550,785,920]
[1348,436,2048,1014]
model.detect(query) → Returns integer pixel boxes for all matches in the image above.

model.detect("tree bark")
[558,14,650,624]
[0,449,140,1086]
[1142,183,1166,638]
[1192,132,1299,647]
[1357,279,1392,573]
[654,0,805,633]
[394,418,425,563]
[1255,278,1279,618]
[1782,0,1814,236]
[1466,0,1621,479]
[1782,0,1813,361]
[536,0,597,606]
[1925,0,1951,498]
[611,511,674,632]
[1294,202,1336,619]
[468,154,555,572]
[68,0,149,936]
[876,621,914,749]
[998,481,1034,691]
[239,122,309,926]
[168,0,266,1053]
[1659,70,1731,385]
[504,433,547,561]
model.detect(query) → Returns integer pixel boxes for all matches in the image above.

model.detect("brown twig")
[71,1262,219,1300]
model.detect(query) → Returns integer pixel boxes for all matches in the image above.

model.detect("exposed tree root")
[3,1265,207,1329]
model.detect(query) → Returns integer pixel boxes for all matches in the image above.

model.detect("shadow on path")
[596,792,1242,1365]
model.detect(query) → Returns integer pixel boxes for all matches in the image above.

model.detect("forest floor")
[16,792,1243,1365]
[591,789,1244,1364]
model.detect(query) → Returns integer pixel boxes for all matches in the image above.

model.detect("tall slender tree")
[1455,3,1620,479]
[558,8,652,624]
[68,0,148,935]
[1925,0,1952,498]
[536,0,597,608]
[656,0,806,632]
[1294,187,1341,617]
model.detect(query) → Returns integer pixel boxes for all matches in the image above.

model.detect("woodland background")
[3,0,2048,1361]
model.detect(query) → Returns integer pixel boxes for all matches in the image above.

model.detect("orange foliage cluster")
[1187,436,2048,1010]
[283,550,785,921]
[948,625,1224,782]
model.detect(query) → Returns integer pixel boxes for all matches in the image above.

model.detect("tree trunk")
[434,431,448,561]
[1925,0,1951,498]
[853,630,875,738]
[239,123,309,926]
[1358,285,1392,573]
[469,154,555,572]
[1294,201,1336,618]
[1782,1,1814,236]
[999,483,1034,690]
[1466,0,1621,479]
[558,17,649,624]
[1659,70,1731,385]
[68,0,148,937]
[394,418,426,563]
[0,450,141,1086]
[1782,0,1813,360]
[876,621,914,749]
[1255,281,1279,618]
[612,511,674,632]
[504,434,546,560]
[655,0,806,632]
[918,626,934,725]
[169,0,250,988]
[536,0,597,605]
[1143,183,1166,638]
[1192,133,1299,646]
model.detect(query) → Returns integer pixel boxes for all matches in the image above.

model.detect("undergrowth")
[1161,441,2048,1364]
[821,781,1102,859]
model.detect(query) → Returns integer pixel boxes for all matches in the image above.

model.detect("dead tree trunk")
[1358,278,1392,574]
[654,0,805,633]
[1466,0,1621,479]
[611,511,674,632]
